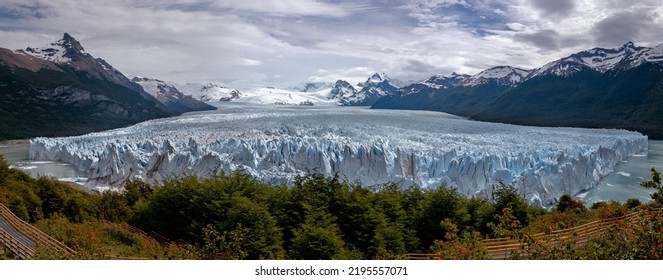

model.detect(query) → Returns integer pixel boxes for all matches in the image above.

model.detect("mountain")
[461,66,531,87]
[373,42,663,139]
[335,73,399,106]
[130,77,215,112]
[0,33,178,140]
[530,42,663,77]
[328,80,357,102]
[397,73,469,96]
[290,82,333,92]
[177,83,242,102]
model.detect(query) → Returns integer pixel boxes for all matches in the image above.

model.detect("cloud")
[514,29,560,51]
[529,0,575,17]
[210,0,352,17]
[0,0,662,89]
[591,10,657,46]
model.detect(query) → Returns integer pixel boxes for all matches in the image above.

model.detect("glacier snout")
[29,106,648,206]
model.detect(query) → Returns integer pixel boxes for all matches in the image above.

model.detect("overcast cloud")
[0,0,662,89]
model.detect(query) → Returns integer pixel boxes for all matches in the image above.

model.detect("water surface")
[578,140,663,205]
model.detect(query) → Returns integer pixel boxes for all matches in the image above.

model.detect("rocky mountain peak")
[25,33,88,63]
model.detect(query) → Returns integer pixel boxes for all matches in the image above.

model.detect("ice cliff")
[30,105,648,206]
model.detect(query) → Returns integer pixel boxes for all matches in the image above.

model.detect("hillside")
[372,43,663,139]
[0,34,212,140]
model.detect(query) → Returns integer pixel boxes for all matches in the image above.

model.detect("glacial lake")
[578,140,662,204]
[0,143,87,183]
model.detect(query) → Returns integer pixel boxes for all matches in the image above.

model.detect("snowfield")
[30,104,647,206]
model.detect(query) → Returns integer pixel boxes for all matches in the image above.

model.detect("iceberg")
[30,104,647,206]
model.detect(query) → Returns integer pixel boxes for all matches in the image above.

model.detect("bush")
[556,194,586,212]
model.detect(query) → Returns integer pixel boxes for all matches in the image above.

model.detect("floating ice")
[617,172,632,177]
[30,104,647,206]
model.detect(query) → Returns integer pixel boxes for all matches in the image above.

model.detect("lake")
[0,143,87,184]
[577,140,662,204]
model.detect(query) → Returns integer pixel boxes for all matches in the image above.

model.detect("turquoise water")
[577,140,662,205]
[0,143,87,182]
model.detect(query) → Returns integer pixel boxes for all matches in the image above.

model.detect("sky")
[1,0,663,90]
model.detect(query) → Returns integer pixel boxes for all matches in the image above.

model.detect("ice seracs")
[30,105,647,206]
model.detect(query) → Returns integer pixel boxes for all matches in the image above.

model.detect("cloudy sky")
[1,0,662,89]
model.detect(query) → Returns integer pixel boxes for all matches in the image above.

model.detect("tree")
[641,167,662,203]
[123,179,153,207]
[493,182,531,228]
[416,186,465,248]
[556,194,585,212]
[289,204,348,259]
[199,223,248,260]
[223,197,284,259]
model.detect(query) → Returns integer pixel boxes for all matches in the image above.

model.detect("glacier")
[29,104,647,206]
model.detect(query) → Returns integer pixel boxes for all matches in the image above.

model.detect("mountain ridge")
[0,33,212,140]
[372,42,663,139]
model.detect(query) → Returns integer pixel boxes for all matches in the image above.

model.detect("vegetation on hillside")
[0,65,172,140]
[372,65,663,139]
[1,155,662,259]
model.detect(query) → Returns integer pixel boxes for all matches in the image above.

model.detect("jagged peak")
[334,79,353,87]
[25,32,87,63]
[622,41,635,49]
[368,72,385,83]
[450,72,469,77]
[62,32,74,41]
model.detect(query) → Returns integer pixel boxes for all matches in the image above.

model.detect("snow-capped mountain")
[0,33,180,140]
[338,73,399,106]
[531,42,663,77]
[328,80,358,101]
[240,86,336,106]
[373,41,663,139]
[177,83,242,102]
[399,73,471,95]
[24,32,84,64]
[462,66,532,87]
[290,82,333,92]
[24,33,150,98]
[131,77,215,113]
[422,72,471,89]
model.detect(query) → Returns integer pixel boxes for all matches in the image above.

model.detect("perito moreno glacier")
[30,104,647,206]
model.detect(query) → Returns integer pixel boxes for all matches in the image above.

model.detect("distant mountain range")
[0,33,214,140]
[373,42,663,139]
[2,34,662,140]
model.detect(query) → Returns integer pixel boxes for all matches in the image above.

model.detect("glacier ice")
[30,104,648,206]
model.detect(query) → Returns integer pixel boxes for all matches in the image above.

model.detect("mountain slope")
[177,83,242,102]
[337,73,399,105]
[373,42,663,139]
[131,77,215,112]
[474,64,663,137]
[0,33,176,140]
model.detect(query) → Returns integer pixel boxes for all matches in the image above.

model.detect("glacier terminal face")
[30,104,648,206]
